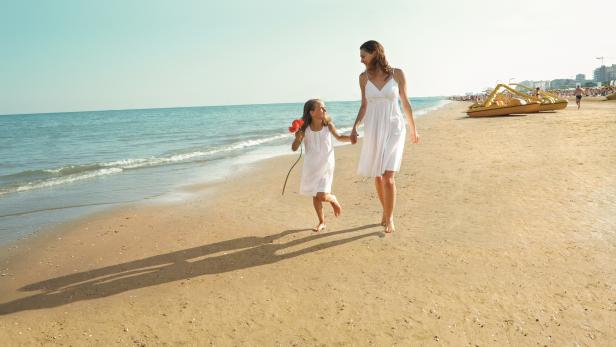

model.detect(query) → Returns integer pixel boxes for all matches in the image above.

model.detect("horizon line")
[0,95,446,117]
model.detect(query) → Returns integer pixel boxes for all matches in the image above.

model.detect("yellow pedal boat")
[538,100,568,111]
[467,102,540,117]
[467,83,541,117]
[510,83,568,111]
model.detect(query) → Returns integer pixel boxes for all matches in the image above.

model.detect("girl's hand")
[350,128,358,144]
[291,130,304,151]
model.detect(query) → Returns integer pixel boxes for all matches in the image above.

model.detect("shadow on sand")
[0,224,382,315]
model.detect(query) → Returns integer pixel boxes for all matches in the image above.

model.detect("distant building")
[594,64,616,83]
[518,63,616,92]
[517,80,551,90]
[550,79,577,89]
[607,64,616,82]
[594,65,608,82]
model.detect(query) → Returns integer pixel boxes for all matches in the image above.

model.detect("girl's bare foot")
[330,195,341,217]
[314,222,326,232]
[384,219,395,234]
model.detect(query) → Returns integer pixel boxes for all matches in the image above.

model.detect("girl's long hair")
[360,40,393,76]
[300,99,331,132]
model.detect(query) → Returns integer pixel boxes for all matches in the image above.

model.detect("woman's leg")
[312,196,325,231]
[382,170,397,233]
[374,176,386,225]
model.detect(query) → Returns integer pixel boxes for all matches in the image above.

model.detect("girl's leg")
[382,171,397,233]
[312,196,325,232]
[316,192,341,217]
[374,176,386,225]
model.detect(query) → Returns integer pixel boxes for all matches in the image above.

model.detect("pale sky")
[1,0,614,115]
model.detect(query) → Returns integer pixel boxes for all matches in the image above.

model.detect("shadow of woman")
[0,224,381,315]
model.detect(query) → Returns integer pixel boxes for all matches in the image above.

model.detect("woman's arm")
[395,68,420,144]
[291,130,304,151]
[350,73,368,144]
[327,122,351,142]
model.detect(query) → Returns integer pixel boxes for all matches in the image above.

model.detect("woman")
[350,40,420,234]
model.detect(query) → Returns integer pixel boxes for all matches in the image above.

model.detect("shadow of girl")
[0,224,381,315]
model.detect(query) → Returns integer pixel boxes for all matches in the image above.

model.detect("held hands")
[350,127,418,144]
[350,128,358,144]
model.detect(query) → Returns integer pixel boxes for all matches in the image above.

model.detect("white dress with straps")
[357,69,407,177]
[300,125,335,196]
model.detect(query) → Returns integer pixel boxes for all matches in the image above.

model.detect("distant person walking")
[575,86,584,109]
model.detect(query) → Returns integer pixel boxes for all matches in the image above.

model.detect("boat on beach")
[537,101,568,111]
[467,102,540,117]
[510,83,568,111]
[607,93,616,100]
[467,84,541,117]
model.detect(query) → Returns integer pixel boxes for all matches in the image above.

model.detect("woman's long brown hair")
[360,40,393,76]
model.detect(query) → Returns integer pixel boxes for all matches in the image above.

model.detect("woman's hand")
[410,130,420,144]
[350,128,358,144]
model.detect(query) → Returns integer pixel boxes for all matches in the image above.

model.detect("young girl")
[291,99,351,232]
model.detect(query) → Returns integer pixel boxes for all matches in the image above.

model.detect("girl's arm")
[350,72,368,144]
[395,68,420,144]
[291,130,304,151]
[327,122,351,142]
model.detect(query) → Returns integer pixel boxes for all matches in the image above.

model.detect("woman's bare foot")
[314,222,326,232]
[383,219,395,234]
[330,195,341,217]
[380,214,387,226]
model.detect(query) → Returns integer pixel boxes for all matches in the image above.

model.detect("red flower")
[288,119,304,133]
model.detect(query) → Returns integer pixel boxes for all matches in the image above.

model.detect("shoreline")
[0,99,451,247]
[0,101,461,283]
[1,100,614,345]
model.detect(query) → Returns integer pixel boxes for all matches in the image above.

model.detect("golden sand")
[1,100,615,345]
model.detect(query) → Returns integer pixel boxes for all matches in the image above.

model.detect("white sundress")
[299,125,335,196]
[357,69,407,177]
